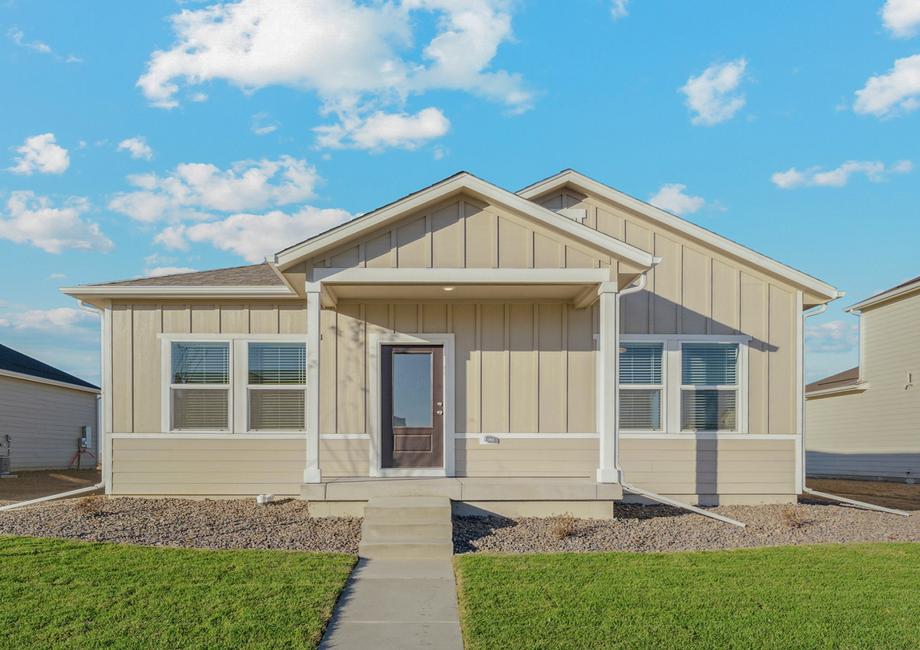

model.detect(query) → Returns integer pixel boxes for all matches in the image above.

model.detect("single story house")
[0,344,99,471]
[64,170,840,516]
[806,276,920,483]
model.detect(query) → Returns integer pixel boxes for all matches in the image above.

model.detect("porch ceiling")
[330,283,591,303]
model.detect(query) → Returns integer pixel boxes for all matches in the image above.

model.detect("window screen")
[172,389,229,430]
[247,342,306,431]
[682,343,738,385]
[249,389,305,431]
[249,343,306,384]
[619,342,664,431]
[170,342,230,431]
[680,342,739,432]
[172,342,229,384]
[681,390,737,432]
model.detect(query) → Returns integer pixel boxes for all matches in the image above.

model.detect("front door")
[381,345,444,469]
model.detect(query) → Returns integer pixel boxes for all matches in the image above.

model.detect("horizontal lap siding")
[111,437,305,496]
[805,294,920,481]
[620,438,796,495]
[0,376,98,470]
[454,438,597,478]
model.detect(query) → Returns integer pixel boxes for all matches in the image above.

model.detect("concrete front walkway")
[320,558,463,649]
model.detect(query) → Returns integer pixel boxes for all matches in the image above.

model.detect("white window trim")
[620,334,750,436]
[160,333,308,435]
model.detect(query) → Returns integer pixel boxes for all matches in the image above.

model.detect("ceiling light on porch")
[442,286,455,291]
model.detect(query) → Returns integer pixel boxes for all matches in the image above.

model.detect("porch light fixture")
[442,286,455,291]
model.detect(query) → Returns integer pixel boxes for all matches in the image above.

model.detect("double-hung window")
[165,337,306,433]
[170,342,231,431]
[618,342,664,431]
[619,337,746,434]
[247,342,306,431]
[680,342,739,432]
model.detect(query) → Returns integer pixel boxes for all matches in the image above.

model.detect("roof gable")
[518,169,840,302]
[274,172,657,272]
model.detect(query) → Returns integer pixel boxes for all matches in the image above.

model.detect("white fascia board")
[847,280,920,313]
[518,170,840,301]
[312,267,612,285]
[0,369,100,394]
[60,285,296,299]
[274,173,656,271]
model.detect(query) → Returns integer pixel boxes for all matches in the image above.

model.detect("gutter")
[0,483,104,512]
[800,302,909,517]
[613,273,746,528]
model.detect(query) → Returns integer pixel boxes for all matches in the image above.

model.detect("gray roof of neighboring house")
[0,343,98,390]
[89,263,284,287]
[805,366,859,395]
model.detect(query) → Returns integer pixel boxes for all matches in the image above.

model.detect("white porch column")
[304,287,322,483]
[596,282,620,483]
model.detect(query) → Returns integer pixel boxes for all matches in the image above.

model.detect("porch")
[301,476,624,518]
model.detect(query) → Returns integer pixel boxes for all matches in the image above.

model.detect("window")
[680,343,739,432]
[618,343,663,431]
[164,337,307,434]
[248,342,306,431]
[170,342,230,431]
[618,337,746,434]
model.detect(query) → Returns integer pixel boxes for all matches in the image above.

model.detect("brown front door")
[381,345,444,469]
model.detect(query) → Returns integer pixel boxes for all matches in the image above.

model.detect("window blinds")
[619,343,663,384]
[249,390,305,431]
[172,342,229,384]
[249,343,306,385]
[681,390,736,431]
[172,389,229,430]
[682,343,738,385]
[620,389,662,430]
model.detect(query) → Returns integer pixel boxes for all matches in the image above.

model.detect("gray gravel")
[0,497,360,553]
[454,501,920,554]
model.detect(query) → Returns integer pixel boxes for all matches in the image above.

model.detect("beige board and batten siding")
[109,300,310,496]
[806,292,920,481]
[0,375,98,470]
[535,186,800,500]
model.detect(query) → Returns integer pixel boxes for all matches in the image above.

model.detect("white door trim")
[367,332,455,478]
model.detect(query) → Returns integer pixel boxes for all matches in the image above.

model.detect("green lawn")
[0,536,354,649]
[456,543,920,650]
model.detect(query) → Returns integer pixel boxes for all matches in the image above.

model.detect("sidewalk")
[320,558,463,649]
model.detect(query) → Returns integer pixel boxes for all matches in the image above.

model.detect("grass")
[456,543,920,650]
[0,536,355,649]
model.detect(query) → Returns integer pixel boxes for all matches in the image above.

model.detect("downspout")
[613,274,746,528]
[800,300,909,516]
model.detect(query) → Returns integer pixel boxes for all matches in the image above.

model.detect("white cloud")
[680,59,748,126]
[0,192,113,253]
[806,320,859,354]
[610,0,629,19]
[0,307,96,332]
[251,112,279,136]
[8,27,51,54]
[117,136,154,160]
[853,54,920,118]
[8,133,70,175]
[315,107,450,150]
[108,156,320,222]
[156,206,354,262]
[136,0,530,149]
[146,266,198,277]
[48,273,67,280]
[771,159,912,189]
[881,0,920,38]
[648,184,706,216]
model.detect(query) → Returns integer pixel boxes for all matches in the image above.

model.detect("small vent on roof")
[558,208,587,223]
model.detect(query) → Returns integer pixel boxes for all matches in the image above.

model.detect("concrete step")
[359,496,453,560]
[358,540,454,560]
[360,521,453,543]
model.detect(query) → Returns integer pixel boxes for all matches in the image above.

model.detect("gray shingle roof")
[0,344,98,390]
[89,263,283,287]
[805,367,859,394]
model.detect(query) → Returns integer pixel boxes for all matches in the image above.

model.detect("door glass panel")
[392,352,432,428]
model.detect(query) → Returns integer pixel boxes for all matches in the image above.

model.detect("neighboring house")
[0,344,100,471]
[806,276,920,483]
[64,170,840,514]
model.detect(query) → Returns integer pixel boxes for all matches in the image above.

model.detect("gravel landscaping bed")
[454,501,920,553]
[0,497,360,553]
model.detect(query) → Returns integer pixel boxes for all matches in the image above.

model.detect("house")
[63,170,840,516]
[0,344,100,471]
[806,276,920,483]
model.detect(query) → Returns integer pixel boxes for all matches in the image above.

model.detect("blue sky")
[1,0,919,384]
